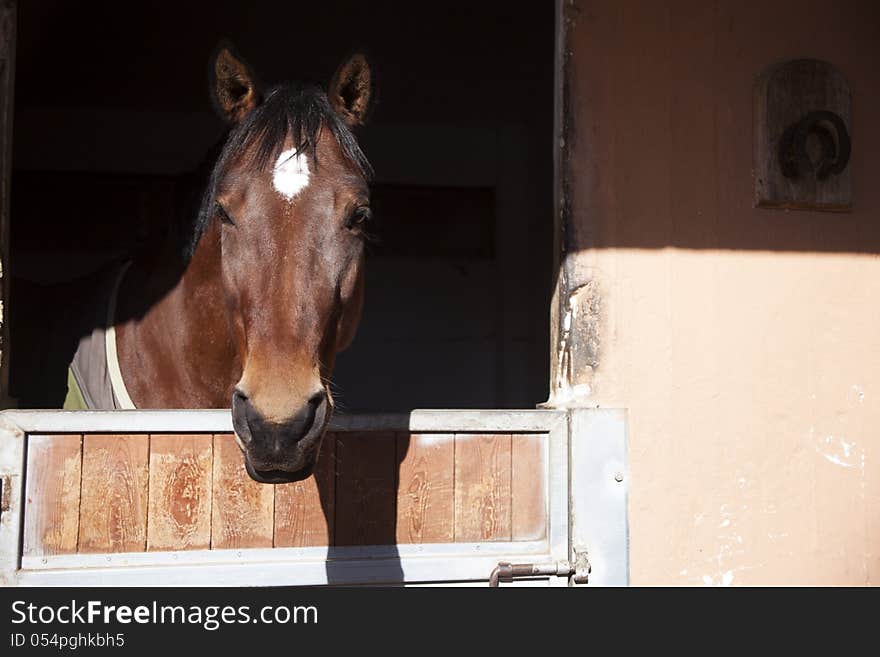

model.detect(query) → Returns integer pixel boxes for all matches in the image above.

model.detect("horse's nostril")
[307,391,325,409]
[231,388,254,446]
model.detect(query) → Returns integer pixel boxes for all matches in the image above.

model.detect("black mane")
[186,83,373,258]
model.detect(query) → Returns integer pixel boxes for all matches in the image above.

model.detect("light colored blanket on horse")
[64,262,136,410]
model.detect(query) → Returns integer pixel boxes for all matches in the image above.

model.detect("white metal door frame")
[0,408,627,586]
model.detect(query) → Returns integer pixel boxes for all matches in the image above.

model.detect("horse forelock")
[185,83,372,259]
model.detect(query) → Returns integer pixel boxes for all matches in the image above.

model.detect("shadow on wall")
[561,1,880,256]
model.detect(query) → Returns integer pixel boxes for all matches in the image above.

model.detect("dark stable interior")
[10,0,554,412]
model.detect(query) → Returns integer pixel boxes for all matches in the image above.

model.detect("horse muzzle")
[231,388,330,483]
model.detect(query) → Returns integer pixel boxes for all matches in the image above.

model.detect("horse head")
[203,43,374,483]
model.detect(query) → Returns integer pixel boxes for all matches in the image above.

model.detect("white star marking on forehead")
[273,147,311,200]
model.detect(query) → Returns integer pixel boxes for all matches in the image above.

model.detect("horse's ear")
[209,41,262,124]
[328,53,375,127]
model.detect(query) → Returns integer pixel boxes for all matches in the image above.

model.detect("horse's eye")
[345,206,372,231]
[216,202,236,226]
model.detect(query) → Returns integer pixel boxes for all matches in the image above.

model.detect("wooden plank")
[78,434,149,553]
[453,433,511,542]
[210,434,274,549]
[334,432,396,546]
[396,433,454,544]
[274,434,335,547]
[23,434,81,556]
[511,434,547,541]
[147,434,212,551]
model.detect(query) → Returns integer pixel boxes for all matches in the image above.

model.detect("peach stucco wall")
[560,0,880,584]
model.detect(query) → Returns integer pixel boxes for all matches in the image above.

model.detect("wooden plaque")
[754,59,852,211]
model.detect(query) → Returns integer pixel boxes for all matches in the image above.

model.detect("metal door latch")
[489,550,590,586]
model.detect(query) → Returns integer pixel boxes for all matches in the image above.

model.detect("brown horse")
[58,44,375,483]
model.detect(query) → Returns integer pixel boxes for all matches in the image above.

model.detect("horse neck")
[117,217,240,407]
